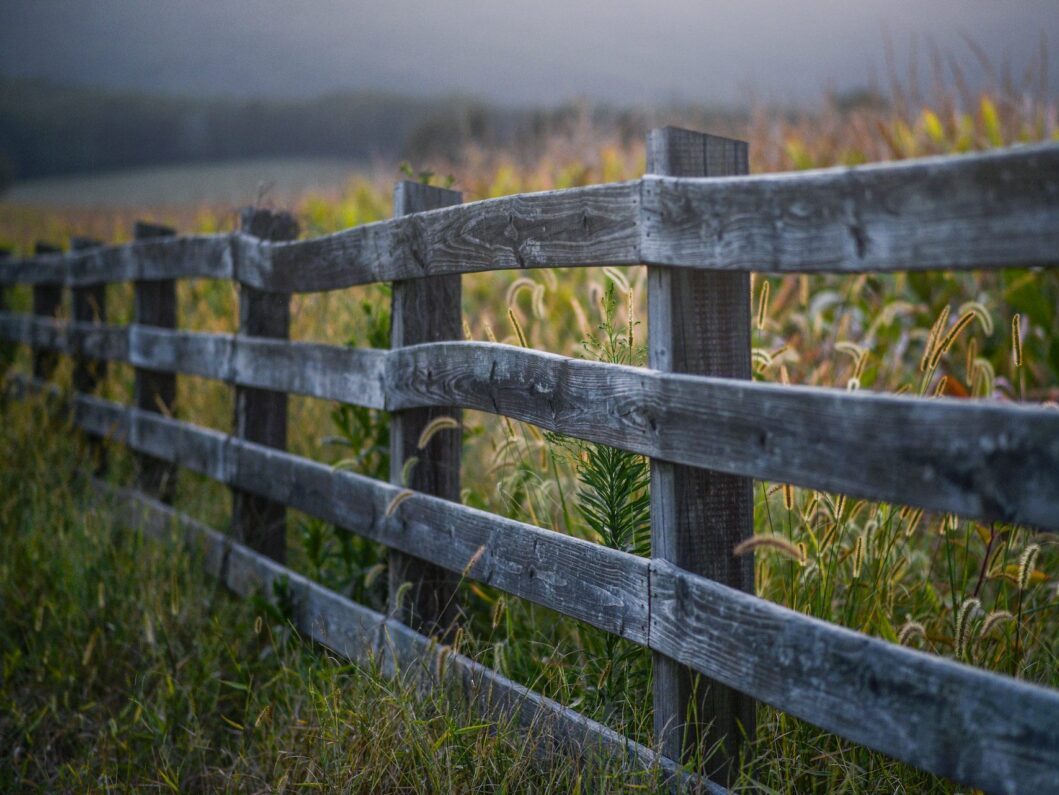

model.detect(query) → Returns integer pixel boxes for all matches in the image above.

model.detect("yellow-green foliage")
[2,73,1058,792]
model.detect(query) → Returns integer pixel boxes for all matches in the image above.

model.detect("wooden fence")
[2,127,1059,793]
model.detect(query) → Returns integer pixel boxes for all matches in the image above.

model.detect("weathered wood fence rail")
[2,128,1059,793]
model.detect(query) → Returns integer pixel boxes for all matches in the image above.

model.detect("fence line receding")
[2,128,1058,794]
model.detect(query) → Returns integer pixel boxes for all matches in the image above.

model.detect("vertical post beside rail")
[133,221,178,503]
[231,208,298,563]
[32,242,63,381]
[646,126,755,781]
[71,236,107,473]
[0,247,12,378]
[388,181,463,639]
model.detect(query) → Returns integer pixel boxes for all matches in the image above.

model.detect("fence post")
[388,181,463,639]
[32,242,63,381]
[0,247,12,378]
[231,208,299,563]
[646,126,755,781]
[133,221,178,503]
[71,236,107,473]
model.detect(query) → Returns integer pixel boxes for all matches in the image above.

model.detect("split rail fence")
[2,127,1059,793]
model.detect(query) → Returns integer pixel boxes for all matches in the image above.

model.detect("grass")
[2,46,1059,792]
[0,394,662,793]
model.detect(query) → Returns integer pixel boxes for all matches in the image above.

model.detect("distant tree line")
[0,76,743,187]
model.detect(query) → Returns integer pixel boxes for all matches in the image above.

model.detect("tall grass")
[2,45,1058,791]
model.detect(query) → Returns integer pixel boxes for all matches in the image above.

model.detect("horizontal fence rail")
[1,145,1056,292]
[8,377,1059,794]
[96,481,707,789]
[3,313,1058,530]
[3,134,1059,794]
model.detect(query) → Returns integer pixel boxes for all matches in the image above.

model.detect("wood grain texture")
[231,208,298,563]
[0,234,234,287]
[258,181,642,292]
[3,316,1058,530]
[2,144,1057,289]
[646,127,754,778]
[641,142,1059,274]
[41,386,1059,794]
[648,559,1059,795]
[96,480,706,791]
[133,221,178,503]
[69,394,651,645]
[389,182,464,639]
[31,242,63,381]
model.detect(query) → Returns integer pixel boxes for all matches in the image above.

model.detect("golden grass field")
[2,59,1058,791]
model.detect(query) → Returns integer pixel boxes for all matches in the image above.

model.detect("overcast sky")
[2,1,1057,106]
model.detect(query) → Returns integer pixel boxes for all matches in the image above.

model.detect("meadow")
[2,58,1059,792]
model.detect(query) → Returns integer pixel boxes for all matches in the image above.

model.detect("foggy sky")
[2,1,1057,106]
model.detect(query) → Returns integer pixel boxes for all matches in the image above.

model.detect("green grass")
[3,68,1059,791]
[0,394,664,793]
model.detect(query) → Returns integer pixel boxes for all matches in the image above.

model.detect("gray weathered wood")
[96,480,704,791]
[231,208,299,563]
[44,386,1059,794]
[389,181,464,639]
[0,247,14,379]
[0,234,235,287]
[259,181,642,292]
[133,221,178,503]
[69,393,651,644]
[70,237,108,473]
[3,316,1058,530]
[647,127,754,779]
[641,141,1059,274]
[31,243,63,381]
[2,144,1058,290]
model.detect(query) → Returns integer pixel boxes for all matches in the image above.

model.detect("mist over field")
[3,0,1058,105]
[0,1,1056,198]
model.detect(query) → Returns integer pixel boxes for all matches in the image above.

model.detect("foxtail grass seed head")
[783,483,795,511]
[532,283,546,319]
[484,321,497,344]
[927,310,976,372]
[852,535,864,577]
[847,376,861,391]
[903,508,924,537]
[979,609,1013,638]
[462,318,473,341]
[385,489,415,517]
[733,534,806,564]
[1017,544,1041,591]
[462,545,487,576]
[898,620,926,646]
[1011,313,1023,367]
[505,277,537,308]
[920,305,951,372]
[756,279,770,330]
[491,595,506,630]
[400,456,419,487]
[954,597,981,659]
[416,416,460,450]
[363,562,386,588]
[931,375,949,398]
[956,300,994,335]
[965,337,977,384]
[799,274,810,306]
[602,266,630,293]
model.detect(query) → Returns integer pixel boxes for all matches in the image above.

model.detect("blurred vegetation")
[2,45,1058,792]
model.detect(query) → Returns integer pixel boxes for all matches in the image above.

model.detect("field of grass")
[2,57,1059,792]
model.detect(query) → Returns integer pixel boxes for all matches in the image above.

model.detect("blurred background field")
[3,25,1059,793]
